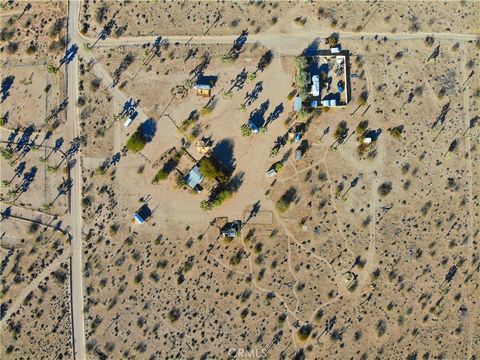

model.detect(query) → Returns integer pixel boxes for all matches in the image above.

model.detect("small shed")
[193,83,212,97]
[293,97,302,112]
[311,75,320,96]
[185,165,204,192]
[266,169,277,177]
[133,204,152,224]
[248,120,259,134]
[295,148,303,160]
[221,220,241,238]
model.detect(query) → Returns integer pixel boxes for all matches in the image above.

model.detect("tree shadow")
[265,103,284,126]
[139,119,157,142]
[249,100,270,128]
[15,125,35,152]
[60,44,78,65]
[244,81,263,106]
[190,52,211,80]
[229,29,248,60]
[197,75,218,87]
[302,37,321,56]
[281,148,292,163]
[255,50,273,73]
[226,171,245,193]
[228,68,248,93]
[1,75,15,103]
[212,138,236,173]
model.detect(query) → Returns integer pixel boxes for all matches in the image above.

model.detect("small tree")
[236,104,247,113]
[221,53,235,64]
[388,125,404,139]
[356,120,369,134]
[378,182,392,196]
[46,165,58,174]
[200,105,213,116]
[326,33,339,47]
[357,91,368,106]
[152,169,168,183]
[126,131,147,152]
[198,157,229,183]
[240,123,253,137]
[1,148,13,160]
[200,200,212,211]
[294,56,309,99]
[47,64,58,74]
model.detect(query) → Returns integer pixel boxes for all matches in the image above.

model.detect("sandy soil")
[1,1,479,359]
[79,1,479,37]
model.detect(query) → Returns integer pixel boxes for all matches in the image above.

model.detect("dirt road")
[66,1,86,359]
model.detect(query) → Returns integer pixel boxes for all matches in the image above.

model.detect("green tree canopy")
[198,157,229,184]
[126,131,147,152]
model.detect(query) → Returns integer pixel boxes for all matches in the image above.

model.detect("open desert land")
[1,0,480,359]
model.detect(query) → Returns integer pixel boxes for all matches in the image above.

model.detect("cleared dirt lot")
[1,0,479,358]
[79,0,479,37]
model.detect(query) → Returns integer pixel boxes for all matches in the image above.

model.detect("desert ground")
[1,1,479,359]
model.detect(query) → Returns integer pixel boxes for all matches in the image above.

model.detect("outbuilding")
[193,83,212,97]
[185,165,204,192]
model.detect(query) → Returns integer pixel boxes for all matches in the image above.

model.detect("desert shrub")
[230,249,245,265]
[326,33,339,46]
[424,35,434,46]
[297,324,312,341]
[152,169,168,183]
[52,269,67,284]
[241,123,253,137]
[200,105,213,116]
[274,162,283,172]
[49,38,67,52]
[335,120,348,140]
[0,28,14,41]
[371,268,381,280]
[126,130,147,152]
[134,272,143,283]
[376,319,387,336]
[287,89,297,100]
[95,4,109,23]
[6,41,18,54]
[356,91,369,106]
[211,190,233,207]
[178,112,198,133]
[200,200,212,211]
[378,182,392,196]
[25,43,37,55]
[49,18,65,38]
[168,308,181,322]
[389,125,404,138]
[89,78,102,92]
[276,187,296,213]
[356,120,369,134]
[276,198,289,213]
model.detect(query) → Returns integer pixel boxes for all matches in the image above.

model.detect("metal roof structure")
[185,165,204,189]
